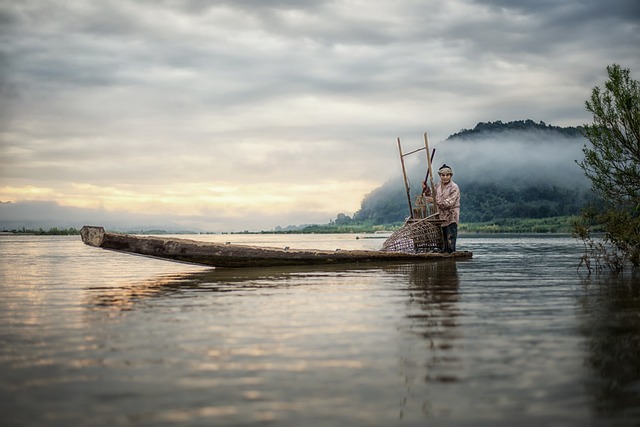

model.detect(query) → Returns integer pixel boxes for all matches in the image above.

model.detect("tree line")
[448,119,583,140]
[333,182,591,227]
[3,227,81,235]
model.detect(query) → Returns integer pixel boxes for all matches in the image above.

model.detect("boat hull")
[80,226,472,268]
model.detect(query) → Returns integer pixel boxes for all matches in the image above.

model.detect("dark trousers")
[442,223,458,253]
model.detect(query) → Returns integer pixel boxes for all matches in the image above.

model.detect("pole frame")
[423,132,438,215]
[396,133,438,219]
[396,137,414,219]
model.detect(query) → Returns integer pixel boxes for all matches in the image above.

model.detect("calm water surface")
[1,233,640,426]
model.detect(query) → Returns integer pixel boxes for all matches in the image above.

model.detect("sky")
[1,0,639,231]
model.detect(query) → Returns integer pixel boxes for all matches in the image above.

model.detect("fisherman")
[422,164,460,253]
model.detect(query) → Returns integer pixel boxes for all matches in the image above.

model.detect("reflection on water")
[2,234,640,426]
[577,276,640,422]
[82,260,465,420]
[84,263,435,310]
[388,262,461,420]
[80,259,466,424]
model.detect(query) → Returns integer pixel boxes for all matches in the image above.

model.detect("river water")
[1,233,640,426]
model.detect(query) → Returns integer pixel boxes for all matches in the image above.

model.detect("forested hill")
[447,119,583,141]
[349,120,591,225]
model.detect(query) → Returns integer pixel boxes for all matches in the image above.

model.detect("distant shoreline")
[1,216,584,236]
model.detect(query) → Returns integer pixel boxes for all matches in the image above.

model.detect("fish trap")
[381,217,443,254]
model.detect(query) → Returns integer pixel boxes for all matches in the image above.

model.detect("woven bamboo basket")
[381,217,443,254]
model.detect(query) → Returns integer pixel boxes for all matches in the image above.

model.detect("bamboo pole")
[397,137,414,219]
[424,132,438,214]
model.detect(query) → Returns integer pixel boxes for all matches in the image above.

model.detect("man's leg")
[443,223,458,253]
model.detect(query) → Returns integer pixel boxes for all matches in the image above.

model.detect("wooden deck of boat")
[80,226,472,268]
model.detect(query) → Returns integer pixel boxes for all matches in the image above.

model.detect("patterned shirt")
[435,181,460,227]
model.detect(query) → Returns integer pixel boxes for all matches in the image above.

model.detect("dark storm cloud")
[4,1,636,112]
[464,0,640,61]
[474,0,640,22]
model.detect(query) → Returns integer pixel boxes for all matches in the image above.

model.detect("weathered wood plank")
[80,226,472,268]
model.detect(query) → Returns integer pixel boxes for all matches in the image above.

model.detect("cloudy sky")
[1,0,639,231]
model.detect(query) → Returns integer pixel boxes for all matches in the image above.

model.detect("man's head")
[438,164,453,184]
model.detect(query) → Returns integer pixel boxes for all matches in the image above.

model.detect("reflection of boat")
[81,226,472,268]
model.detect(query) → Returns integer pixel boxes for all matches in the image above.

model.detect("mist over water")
[432,131,589,188]
[407,130,589,188]
[360,130,590,217]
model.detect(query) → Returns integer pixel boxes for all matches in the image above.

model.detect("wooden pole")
[424,132,438,214]
[397,137,414,219]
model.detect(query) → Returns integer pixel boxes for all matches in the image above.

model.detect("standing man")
[422,164,460,253]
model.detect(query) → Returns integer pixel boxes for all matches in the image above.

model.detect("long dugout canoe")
[80,226,472,268]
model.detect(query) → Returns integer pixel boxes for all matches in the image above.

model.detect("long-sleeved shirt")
[435,181,460,227]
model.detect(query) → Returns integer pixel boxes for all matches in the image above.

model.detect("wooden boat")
[80,226,472,268]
